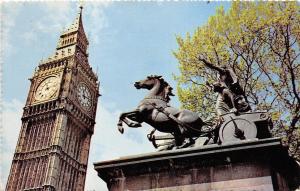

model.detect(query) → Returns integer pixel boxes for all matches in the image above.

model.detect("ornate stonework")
[6,7,99,191]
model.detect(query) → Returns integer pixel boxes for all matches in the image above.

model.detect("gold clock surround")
[34,76,59,102]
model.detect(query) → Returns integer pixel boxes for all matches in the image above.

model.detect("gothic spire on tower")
[39,6,89,65]
[55,5,88,55]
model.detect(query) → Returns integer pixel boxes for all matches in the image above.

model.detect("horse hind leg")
[123,118,142,127]
[173,132,185,147]
[176,137,195,149]
[190,114,207,133]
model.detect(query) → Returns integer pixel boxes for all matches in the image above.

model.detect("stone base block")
[94,138,300,191]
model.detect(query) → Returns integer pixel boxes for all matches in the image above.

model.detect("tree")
[174,1,300,159]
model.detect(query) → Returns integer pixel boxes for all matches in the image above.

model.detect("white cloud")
[18,2,73,45]
[13,1,110,58]
[85,2,110,45]
[1,99,154,191]
[1,2,22,56]
[41,1,73,32]
[19,2,110,45]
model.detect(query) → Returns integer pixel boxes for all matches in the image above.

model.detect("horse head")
[134,75,174,102]
[134,75,162,90]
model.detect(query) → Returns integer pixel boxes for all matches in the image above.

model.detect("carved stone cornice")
[22,100,59,120]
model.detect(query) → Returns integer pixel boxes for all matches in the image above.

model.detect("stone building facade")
[6,7,99,191]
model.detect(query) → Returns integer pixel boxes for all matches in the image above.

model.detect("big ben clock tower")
[6,7,99,191]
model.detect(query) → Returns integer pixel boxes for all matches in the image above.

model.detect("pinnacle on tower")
[40,6,89,64]
[61,5,85,36]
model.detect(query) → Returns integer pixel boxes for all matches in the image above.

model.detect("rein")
[144,96,168,103]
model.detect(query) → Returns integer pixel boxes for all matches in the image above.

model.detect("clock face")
[77,83,92,109]
[35,76,59,101]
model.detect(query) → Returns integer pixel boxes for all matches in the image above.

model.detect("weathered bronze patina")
[199,56,251,116]
[117,75,208,149]
[118,73,272,150]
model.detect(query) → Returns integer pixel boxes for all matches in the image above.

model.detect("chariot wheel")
[219,117,257,143]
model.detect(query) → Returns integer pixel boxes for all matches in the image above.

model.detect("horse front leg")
[117,120,124,134]
[118,110,140,134]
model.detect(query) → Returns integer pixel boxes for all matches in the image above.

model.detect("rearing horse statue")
[117,75,206,148]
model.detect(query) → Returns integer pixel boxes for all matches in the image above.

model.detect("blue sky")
[1,1,231,190]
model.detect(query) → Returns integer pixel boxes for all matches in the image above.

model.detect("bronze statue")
[199,56,251,115]
[199,56,240,93]
[117,74,272,149]
[211,82,238,115]
[208,82,250,116]
[117,75,207,148]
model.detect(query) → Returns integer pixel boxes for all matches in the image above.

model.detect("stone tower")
[6,7,99,191]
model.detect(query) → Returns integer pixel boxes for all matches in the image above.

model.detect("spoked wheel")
[219,116,257,143]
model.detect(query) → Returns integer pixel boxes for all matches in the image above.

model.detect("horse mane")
[147,75,175,101]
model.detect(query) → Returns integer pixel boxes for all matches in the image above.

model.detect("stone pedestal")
[94,138,299,191]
